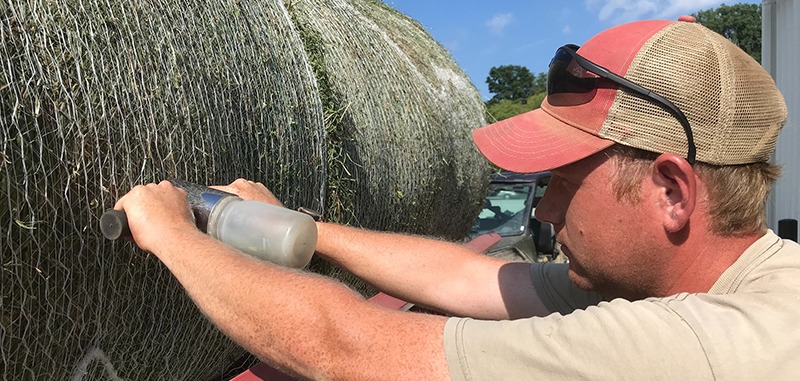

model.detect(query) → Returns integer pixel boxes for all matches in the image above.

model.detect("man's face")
[535,151,663,300]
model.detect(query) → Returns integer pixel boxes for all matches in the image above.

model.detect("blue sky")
[384,0,760,100]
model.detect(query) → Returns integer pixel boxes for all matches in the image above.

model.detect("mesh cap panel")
[600,22,787,165]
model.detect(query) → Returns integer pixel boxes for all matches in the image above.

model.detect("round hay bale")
[290,0,489,237]
[1,0,489,379]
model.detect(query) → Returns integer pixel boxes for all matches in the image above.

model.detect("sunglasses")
[548,44,696,164]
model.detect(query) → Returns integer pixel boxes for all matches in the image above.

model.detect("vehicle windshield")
[470,183,532,237]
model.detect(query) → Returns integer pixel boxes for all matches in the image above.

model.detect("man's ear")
[651,154,697,233]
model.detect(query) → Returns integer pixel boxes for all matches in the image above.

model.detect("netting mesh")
[1,0,489,380]
[290,0,488,235]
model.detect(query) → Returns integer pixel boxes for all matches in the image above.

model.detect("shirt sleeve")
[530,262,604,314]
[443,298,713,381]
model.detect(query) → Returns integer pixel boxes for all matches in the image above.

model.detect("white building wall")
[764,0,799,239]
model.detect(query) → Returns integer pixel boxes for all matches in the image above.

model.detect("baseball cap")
[472,18,788,173]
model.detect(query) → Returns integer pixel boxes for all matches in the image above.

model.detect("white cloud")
[486,13,514,34]
[585,0,726,24]
[562,25,572,35]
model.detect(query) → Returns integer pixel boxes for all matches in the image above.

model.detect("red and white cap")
[472,18,787,173]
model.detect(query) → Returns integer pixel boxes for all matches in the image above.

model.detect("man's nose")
[534,181,563,226]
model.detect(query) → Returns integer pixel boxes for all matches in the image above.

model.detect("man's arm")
[216,179,552,320]
[316,222,549,320]
[116,181,450,380]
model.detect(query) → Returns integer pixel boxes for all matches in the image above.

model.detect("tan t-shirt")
[444,230,800,380]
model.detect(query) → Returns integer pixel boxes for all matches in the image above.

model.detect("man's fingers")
[114,182,186,209]
[209,185,237,193]
[209,179,283,204]
[108,180,198,252]
[210,179,257,194]
[114,184,142,211]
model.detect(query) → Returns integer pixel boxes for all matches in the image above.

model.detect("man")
[114,18,799,380]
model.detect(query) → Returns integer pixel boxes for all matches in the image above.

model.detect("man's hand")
[211,178,284,207]
[114,180,198,253]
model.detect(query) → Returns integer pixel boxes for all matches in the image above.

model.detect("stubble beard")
[567,259,656,301]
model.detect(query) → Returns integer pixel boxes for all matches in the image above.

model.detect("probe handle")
[100,209,131,240]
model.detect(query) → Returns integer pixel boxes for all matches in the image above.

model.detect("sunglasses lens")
[547,48,600,106]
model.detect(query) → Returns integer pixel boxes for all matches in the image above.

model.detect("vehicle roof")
[490,171,550,183]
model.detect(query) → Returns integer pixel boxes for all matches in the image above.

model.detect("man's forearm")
[149,228,450,380]
[314,223,548,319]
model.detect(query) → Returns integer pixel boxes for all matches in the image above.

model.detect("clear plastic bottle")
[206,197,317,268]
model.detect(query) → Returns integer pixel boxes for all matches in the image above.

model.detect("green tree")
[532,72,547,95]
[693,3,761,62]
[485,92,546,123]
[486,65,537,103]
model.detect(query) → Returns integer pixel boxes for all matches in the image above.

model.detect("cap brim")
[472,107,614,173]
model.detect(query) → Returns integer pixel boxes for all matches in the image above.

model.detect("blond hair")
[608,145,781,236]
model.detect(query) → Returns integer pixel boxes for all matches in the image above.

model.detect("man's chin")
[568,267,645,301]
[566,266,597,292]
